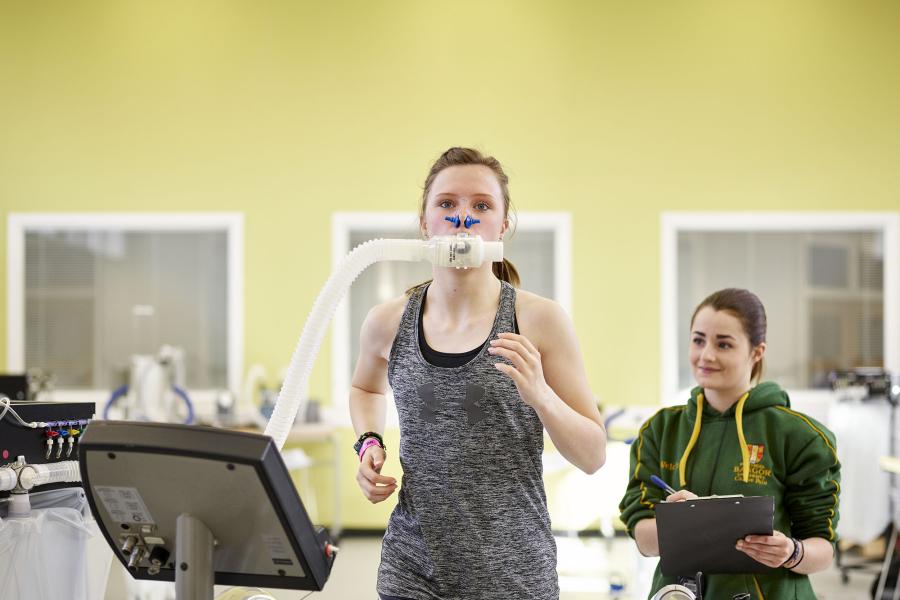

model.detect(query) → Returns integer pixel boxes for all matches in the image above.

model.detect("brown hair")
[415,147,519,288]
[691,288,767,382]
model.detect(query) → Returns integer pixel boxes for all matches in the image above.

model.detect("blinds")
[677,231,884,389]
[25,230,228,390]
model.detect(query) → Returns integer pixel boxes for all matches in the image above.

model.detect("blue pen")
[650,475,677,497]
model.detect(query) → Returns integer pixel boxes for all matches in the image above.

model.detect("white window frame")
[330,211,572,424]
[7,212,244,410]
[660,212,900,403]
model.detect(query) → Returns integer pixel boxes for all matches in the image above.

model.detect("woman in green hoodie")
[620,288,841,599]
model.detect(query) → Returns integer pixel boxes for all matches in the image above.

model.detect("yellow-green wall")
[2,1,899,529]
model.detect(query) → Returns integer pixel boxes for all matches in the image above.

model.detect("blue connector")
[445,214,480,228]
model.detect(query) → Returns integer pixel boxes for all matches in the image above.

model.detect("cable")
[103,385,129,420]
[171,385,195,424]
[103,384,194,424]
[0,396,48,428]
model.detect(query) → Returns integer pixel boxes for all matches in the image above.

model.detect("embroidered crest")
[734,463,772,485]
[747,444,765,464]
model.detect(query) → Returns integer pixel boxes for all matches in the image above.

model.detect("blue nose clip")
[444,214,481,228]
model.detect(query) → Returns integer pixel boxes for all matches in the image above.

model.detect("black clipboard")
[655,495,775,576]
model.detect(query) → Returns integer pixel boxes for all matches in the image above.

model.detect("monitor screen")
[79,421,335,591]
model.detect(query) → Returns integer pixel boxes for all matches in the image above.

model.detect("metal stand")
[176,513,216,600]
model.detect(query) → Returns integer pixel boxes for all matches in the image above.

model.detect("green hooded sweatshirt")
[619,382,841,600]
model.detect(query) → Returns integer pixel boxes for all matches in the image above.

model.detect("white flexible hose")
[264,235,502,449]
[0,467,17,491]
[18,460,81,490]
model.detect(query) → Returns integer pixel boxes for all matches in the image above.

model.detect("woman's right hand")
[666,489,699,502]
[356,445,398,503]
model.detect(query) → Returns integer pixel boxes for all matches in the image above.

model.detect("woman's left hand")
[736,530,795,568]
[489,332,552,410]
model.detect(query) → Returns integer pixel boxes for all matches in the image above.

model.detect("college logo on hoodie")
[747,444,765,464]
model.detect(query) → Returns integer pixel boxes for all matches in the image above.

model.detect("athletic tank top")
[417,285,520,368]
[378,281,558,600]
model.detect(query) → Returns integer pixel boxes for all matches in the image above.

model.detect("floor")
[105,536,875,599]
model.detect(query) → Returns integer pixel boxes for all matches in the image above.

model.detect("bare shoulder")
[360,293,409,359]
[515,289,569,326]
[514,289,572,350]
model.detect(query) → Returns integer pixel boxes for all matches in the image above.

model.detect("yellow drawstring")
[678,390,753,487]
[735,391,751,483]
[678,392,704,487]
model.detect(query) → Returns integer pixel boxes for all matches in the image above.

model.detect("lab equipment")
[103,346,194,424]
[651,573,704,600]
[264,234,502,449]
[0,374,29,401]
[832,369,900,597]
[650,574,759,600]
[651,584,698,600]
[444,214,481,228]
[78,421,336,599]
[232,364,270,428]
[0,487,111,600]
[0,399,94,495]
[1,399,103,600]
[68,234,499,599]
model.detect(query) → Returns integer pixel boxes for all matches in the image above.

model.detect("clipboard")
[655,495,775,576]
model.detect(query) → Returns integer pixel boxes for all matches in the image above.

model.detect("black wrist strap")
[353,431,385,455]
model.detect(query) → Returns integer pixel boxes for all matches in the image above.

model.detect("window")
[661,213,899,401]
[7,213,243,403]
[330,212,571,422]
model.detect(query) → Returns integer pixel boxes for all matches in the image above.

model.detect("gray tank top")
[378,281,558,600]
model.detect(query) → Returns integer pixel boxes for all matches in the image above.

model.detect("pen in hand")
[650,474,677,497]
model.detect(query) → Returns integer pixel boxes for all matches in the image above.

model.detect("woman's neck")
[427,264,502,323]
[703,384,752,414]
